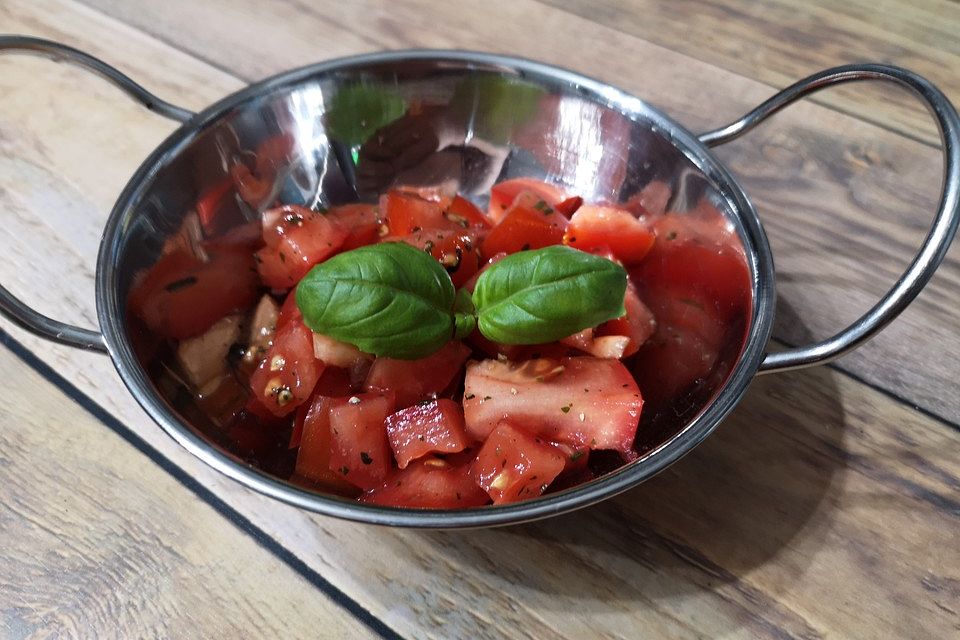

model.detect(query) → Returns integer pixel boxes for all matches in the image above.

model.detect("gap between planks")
[0,328,405,640]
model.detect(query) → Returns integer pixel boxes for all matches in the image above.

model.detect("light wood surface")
[1,0,959,638]
[0,340,374,640]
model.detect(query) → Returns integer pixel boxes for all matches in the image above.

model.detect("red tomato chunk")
[385,399,471,469]
[361,458,489,509]
[256,204,349,289]
[564,204,655,265]
[470,422,566,504]
[248,319,323,417]
[327,391,396,491]
[364,341,471,408]
[293,396,360,496]
[462,357,643,457]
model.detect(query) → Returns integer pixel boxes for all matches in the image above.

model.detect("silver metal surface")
[1,37,955,528]
[0,36,193,353]
[700,64,960,374]
[96,49,773,527]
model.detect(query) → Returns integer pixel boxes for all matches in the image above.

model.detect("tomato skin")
[470,422,566,504]
[395,229,482,288]
[564,205,656,264]
[292,395,361,495]
[325,203,381,251]
[249,319,323,417]
[276,290,302,329]
[256,205,349,289]
[463,357,643,456]
[129,248,259,340]
[288,367,354,449]
[554,195,583,217]
[630,293,728,407]
[364,341,472,408]
[633,213,750,323]
[382,190,459,236]
[596,283,657,357]
[328,391,396,490]
[385,399,471,469]
[480,195,566,256]
[446,195,492,229]
[361,458,489,509]
[488,179,569,222]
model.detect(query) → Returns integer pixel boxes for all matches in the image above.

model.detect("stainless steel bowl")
[2,36,957,528]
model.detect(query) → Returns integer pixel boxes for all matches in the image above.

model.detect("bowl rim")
[96,49,776,528]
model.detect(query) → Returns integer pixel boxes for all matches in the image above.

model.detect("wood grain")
[1,1,959,638]
[0,341,373,640]
[541,0,960,146]
[71,0,960,423]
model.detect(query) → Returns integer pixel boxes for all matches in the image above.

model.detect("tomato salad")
[130,176,751,509]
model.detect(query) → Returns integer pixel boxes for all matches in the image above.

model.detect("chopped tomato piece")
[249,319,323,417]
[276,290,302,329]
[365,341,472,408]
[381,190,460,236]
[328,391,396,490]
[446,195,492,229]
[596,283,657,357]
[470,422,566,504]
[554,195,583,217]
[385,399,471,469]
[564,204,655,264]
[634,213,751,322]
[481,195,566,256]
[396,229,482,288]
[289,366,355,448]
[463,357,642,456]
[256,205,349,289]
[361,457,489,509]
[129,248,259,340]
[325,203,381,251]
[631,293,728,407]
[488,178,570,222]
[292,395,361,495]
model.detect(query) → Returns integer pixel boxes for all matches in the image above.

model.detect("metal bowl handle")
[0,36,195,353]
[699,64,960,375]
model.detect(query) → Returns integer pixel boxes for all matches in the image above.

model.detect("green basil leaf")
[453,288,477,340]
[326,83,406,148]
[296,242,456,359]
[450,76,545,144]
[473,246,627,344]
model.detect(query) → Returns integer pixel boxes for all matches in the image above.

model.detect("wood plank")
[0,340,374,640]
[540,0,960,147]
[72,0,960,423]
[1,1,959,638]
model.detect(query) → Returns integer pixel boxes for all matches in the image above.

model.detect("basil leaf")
[296,242,456,359]
[450,76,545,144]
[472,246,627,344]
[326,83,406,148]
[453,288,477,340]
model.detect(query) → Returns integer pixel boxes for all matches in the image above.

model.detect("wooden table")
[2,1,958,637]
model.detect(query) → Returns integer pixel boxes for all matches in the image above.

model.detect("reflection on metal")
[699,64,960,374]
